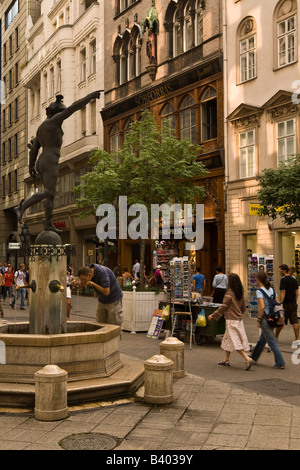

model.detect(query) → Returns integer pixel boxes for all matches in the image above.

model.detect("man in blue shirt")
[78,264,123,326]
[192,266,206,294]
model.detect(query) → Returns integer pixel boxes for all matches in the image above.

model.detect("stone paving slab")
[0,371,299,451]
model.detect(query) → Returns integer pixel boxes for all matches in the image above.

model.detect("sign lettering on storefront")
[249,204,264,216]
[135,83,173,106]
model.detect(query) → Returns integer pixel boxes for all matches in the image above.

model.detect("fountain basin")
[0,321,122,384]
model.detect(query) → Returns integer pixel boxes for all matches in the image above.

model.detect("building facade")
[102,0,225,290]
[224,0,300,301]
[20,0,104,271]
[0,0,27,267]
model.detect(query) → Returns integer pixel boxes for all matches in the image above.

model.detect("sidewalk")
[1,295,300,450]
[0,366,300,450]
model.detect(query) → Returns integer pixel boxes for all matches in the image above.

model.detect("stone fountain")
[0,231,144,409]
[0,91,143,409]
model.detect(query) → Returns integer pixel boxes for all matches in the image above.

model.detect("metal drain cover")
[60,433,120,451]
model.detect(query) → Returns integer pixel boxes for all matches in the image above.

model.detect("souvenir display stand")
[170,257,194,349]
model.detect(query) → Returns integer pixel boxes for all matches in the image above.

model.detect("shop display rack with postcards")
[247,253,274,318]
[170,257,195,348]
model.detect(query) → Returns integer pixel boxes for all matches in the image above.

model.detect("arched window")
[195,0,203,46]
[183,2,193,52]
[120,43,127,85]
[179,95,196,143]
[173,9,182,57]
[238,17,257,83]
[201,87,217,141]
[161,103,175,131]
[110,124,121,153]
[275,0,297,68]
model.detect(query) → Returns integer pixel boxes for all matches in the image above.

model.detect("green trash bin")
[195,306,225,343]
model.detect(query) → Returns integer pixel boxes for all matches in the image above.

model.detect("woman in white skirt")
[208,273,253,370]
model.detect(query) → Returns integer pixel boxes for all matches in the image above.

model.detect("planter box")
[122,289,168,333]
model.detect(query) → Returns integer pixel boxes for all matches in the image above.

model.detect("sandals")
[245,359,253,371]
[218,360,230,366]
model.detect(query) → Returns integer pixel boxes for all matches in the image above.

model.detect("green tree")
[256,155,300,225]
[75,109,208,288]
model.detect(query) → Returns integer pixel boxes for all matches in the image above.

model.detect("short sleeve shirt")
[257,287,277,315]
[90,264,123,305]
[280,275,298,304]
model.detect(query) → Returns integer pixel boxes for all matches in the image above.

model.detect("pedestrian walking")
[192,266,206,295]
[211,266,228,304]
[276,264,299,348]
[11,264,27,310]
[208,273,252,370]
[3,266,14,306]
[77,264,123,327]
[250,271,285,369]
[0,272,3,317]
[66,267,73,320]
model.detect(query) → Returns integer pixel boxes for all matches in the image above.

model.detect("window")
[9,69,13,90]
[14,169,17,192]
[15,97,18,120]
[3,43,7,63]
[173,9,182,57]
[8,173,12,195]
[15,27,19,48]
[14,133,18,156]
[8,138,12,161]
[161,103,175,131]
[110,124,121,153]
[239,130,255,178]
[184,2,193,52]
[80,48,87,82]
[179,95,196,143]
[90,100,96,135]
[49,67,54,97]
[277,119,296,164]
[81,108,86,136]
[2,142,6,164]
[8,104,12,126]
[277,15,296,67]
[9,35,13,56]
[56,61,61,92]
[119,0,137,13]
[120,43,127,84]
[2,176,5,197]
[2,109,6,131]
[90,40,96,75]
[201,87,217,141]
[5,0,19,30]
[195,0,203,46]
[240,36,256,82]
[15,62,19,85]
[238,18,257,83]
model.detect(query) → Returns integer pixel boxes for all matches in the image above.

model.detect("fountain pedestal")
[29,231,67,335]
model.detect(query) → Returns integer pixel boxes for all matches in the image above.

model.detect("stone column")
[144,355,174,404]
[34,364,68,421]
[29,231,67,335]
[160,337,185,378]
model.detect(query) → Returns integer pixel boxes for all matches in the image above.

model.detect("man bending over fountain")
[14,91,102,233]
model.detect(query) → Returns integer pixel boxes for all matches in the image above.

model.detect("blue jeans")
[12,287,26,308]
[251,317,285,367]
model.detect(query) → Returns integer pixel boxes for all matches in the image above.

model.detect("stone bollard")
[160,337,185,379]
[144,355,174,405]
[34,365,68,421]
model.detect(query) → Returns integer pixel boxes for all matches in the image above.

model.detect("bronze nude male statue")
[14,91,102,233]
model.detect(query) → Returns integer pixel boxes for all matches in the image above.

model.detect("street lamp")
[19,223,31,265]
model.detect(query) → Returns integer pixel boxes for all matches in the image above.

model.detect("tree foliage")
[74,109,208,286]
[256,155,300,225]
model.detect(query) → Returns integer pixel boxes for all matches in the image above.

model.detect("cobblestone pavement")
[1,294,300,451]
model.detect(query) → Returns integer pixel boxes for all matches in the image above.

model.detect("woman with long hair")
[249,271,285,369]
[208,273,252,370]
